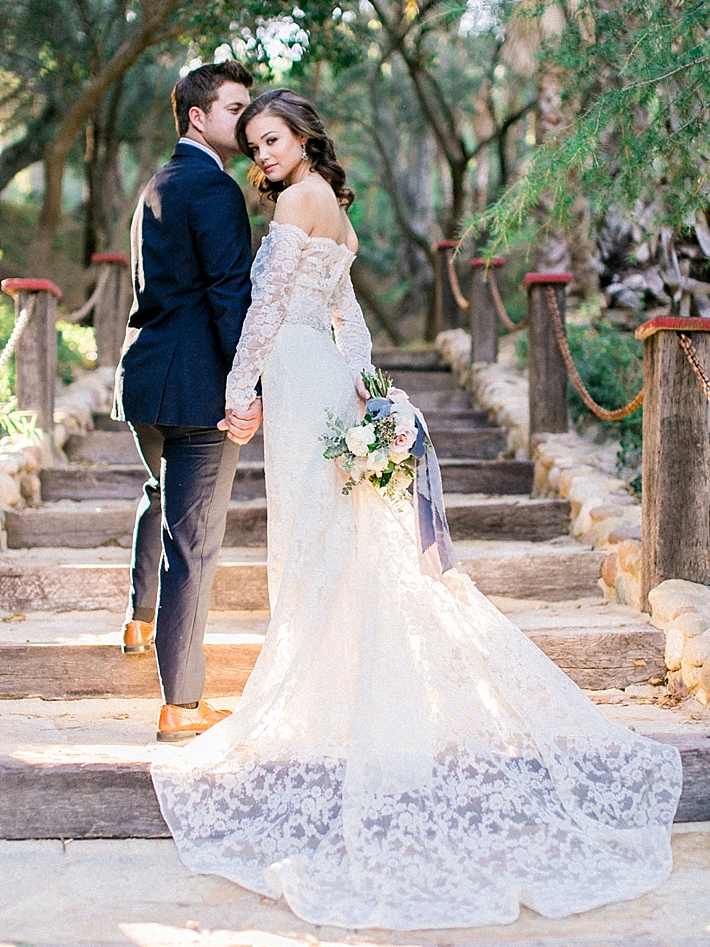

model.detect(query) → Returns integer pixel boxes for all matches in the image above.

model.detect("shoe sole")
[156,729,201,743]
[121,643,154,654]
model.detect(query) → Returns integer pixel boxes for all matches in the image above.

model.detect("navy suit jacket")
[112,142,252,427]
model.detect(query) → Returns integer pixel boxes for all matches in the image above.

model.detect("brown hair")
[236,89,354,209]
[171,62,253,137]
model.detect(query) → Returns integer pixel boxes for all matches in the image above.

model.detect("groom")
[112,61,261,741]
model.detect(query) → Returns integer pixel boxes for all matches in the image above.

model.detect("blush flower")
[387,387,410,403]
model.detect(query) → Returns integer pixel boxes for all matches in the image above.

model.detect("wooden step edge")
[0,732,706,838]
[0,622,663,698]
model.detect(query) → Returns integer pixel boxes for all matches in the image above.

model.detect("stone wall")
[0,366,116,550]
[435,329,642,606]
[436,327,710,705]
[648,580,710,705]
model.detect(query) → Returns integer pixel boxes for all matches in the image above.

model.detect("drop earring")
[301,143,308,160]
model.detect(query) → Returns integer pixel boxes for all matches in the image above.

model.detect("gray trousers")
[126,423,239,704]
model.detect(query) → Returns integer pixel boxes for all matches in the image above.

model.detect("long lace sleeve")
[225,222,308,410]
[332,269,374,381]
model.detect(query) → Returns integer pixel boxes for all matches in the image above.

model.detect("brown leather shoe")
[121,619,155,654]
[156,700,232,742]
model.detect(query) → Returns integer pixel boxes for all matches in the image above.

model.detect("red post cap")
[432,240,460,251]
[522,272,573,285]
[91,253,129,265]
[1,278,62,300]
[635,316,710,341]
[471,257,506,268]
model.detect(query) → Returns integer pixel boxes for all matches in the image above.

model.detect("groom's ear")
[188,105,207,134]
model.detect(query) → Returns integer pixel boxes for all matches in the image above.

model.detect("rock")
[601,552,618,587]
[665,627,686,671]
[649,579,710,627]
[672,612,710,638]
[19,472,40,503]
[617,539,642,577]
[624,574,642,610]
[608,525,642,544]
[0,471,21,510]
[684,631,710,668]
[667,670,688,698]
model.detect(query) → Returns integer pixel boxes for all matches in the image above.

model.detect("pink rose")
[387,387,410,404]
[391,429,416,453]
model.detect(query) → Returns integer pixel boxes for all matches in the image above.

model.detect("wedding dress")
[151,221,682,931]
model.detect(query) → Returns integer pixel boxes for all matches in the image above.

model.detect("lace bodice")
[225,221,374,410]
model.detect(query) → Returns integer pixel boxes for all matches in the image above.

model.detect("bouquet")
[321,368,427,497]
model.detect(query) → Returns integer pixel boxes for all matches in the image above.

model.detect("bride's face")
[246,114,307,184]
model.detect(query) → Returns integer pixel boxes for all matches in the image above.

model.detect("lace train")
[152,231,682,930]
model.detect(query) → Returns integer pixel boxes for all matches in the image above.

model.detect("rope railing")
[445,249,470,311]
[678,332,710,403]
[545,285,644,422]
[60,266,112,324]
[0,297,35,375]
[489,270,527,332]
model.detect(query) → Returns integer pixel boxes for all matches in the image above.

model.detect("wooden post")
[470,257,506,364]
[636,317,710,608]
[1,278,61,446]
[91,253,131,367]
[523,272,573,442]
[432,240,460,333]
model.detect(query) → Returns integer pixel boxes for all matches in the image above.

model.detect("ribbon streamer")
[411,409,460,579]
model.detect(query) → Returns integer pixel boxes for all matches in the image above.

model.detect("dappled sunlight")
[118,924,414,947]
[10,743,155,765]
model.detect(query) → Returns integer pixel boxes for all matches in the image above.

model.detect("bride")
[151,88,682,931]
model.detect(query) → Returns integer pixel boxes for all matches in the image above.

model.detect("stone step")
[66,428,265,465]
[40,461,266,502]
[64,424,507,466]
[388,369,457,392]
[0,540,605,612]
[0,694,706,838]
[0,600,664,699]
[373,348,447,371]
[39,458,534,503]
[6,493,567,550]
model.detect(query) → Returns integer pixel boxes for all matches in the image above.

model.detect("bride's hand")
[218,398,263,444]
[355,375,370,402]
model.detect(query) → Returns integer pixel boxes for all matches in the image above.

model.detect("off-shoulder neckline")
[268,220,356,256]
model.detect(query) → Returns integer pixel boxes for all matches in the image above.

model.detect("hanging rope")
[61,265,112,324]
[445,249,470,310]
[489,269,527,332]
[678,332,710,403]
[545,285,644,421]
[0,297,35,375]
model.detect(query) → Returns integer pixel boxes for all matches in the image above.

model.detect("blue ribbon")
[411,408,459,577]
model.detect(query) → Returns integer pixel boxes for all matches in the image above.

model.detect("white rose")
[389,448,411,465]
[345,423,375,457]
[367,449,389,475]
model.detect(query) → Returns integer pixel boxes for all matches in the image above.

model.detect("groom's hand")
[218,398,263,445]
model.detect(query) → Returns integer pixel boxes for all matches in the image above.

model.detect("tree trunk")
[27,0,182,276]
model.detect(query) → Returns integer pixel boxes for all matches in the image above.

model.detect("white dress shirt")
[178,137,224,171]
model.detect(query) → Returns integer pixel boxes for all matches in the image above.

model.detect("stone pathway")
[1,825,709,947]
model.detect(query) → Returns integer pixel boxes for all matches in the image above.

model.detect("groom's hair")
[172,62,254,136]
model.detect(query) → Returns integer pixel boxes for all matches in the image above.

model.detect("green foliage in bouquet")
[321,370,418,498]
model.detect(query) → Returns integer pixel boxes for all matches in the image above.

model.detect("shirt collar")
[178,137,224,170]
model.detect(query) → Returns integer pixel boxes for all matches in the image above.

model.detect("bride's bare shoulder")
[273,179,327,231]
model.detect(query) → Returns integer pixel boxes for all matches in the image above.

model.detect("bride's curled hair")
[236,89,354,209]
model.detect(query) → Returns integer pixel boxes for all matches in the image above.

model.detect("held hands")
[218,398,263,445]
